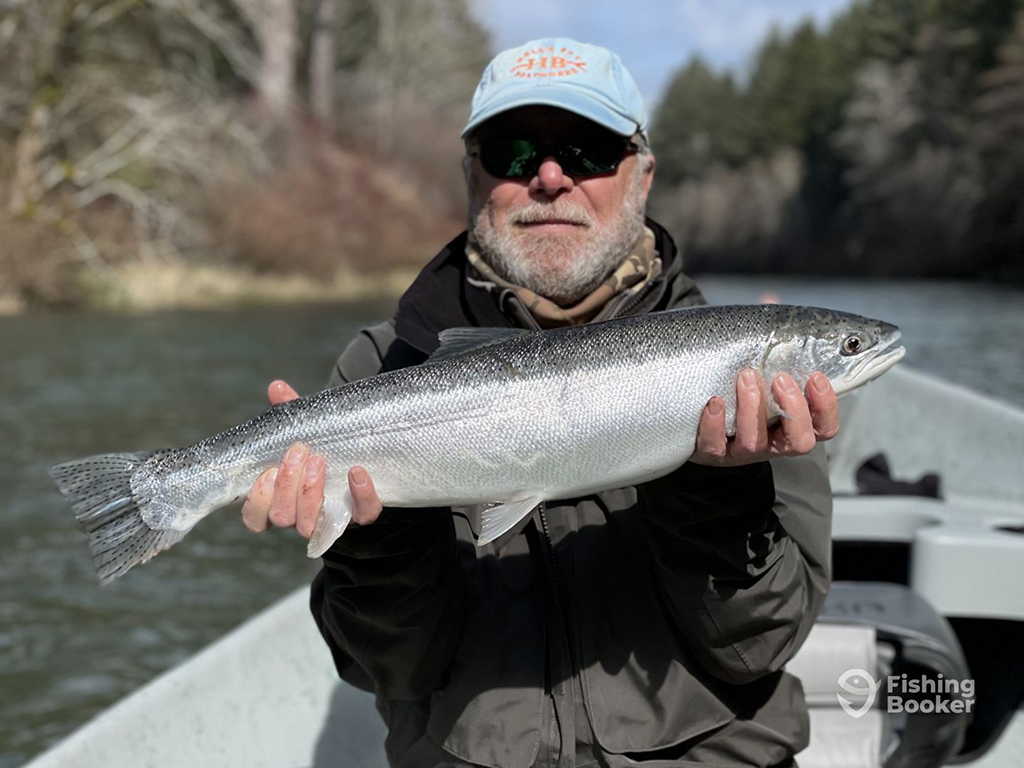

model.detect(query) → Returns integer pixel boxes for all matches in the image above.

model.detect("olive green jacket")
[310,220,832,767]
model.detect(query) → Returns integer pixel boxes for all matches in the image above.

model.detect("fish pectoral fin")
[766,394,794,422]
[478,495,543,547]
[307,492,354,558]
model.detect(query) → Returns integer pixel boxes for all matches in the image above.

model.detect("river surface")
[2,278,1022,766]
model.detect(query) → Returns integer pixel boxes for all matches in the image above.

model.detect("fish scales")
[155,310,753,512]
[49,304,905,583]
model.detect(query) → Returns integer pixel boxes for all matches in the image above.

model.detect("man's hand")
[691,370,839,467]
[240,380,384,537]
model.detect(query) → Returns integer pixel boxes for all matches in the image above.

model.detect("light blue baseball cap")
[461,38,648,139]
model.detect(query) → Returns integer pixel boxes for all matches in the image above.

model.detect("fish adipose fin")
[307,492,353,558]
[50,452,188,585]
[478,495,542,546]
[429,327,530,362]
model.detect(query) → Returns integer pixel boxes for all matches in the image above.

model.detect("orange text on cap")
[511,46,588,79]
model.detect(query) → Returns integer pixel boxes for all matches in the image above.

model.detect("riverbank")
[4,261,1022,317]
[0,261,419,315]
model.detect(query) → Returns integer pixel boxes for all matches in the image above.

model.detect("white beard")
[469,165,648,304]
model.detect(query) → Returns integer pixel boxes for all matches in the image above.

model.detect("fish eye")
[842,334,865,356]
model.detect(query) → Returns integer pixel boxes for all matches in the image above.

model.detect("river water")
[1,278,1022,766]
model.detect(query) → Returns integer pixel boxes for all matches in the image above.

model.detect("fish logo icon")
[837,668,880,718]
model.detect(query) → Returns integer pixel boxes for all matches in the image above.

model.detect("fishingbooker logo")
[837,668,879,718]
[837,668,976,718]
[511,46,587,79]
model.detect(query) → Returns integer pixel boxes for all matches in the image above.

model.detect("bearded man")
[241,39,837,768]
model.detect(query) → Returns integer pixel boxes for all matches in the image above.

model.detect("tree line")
[4,0,1022,309]
[649,0,1024,280]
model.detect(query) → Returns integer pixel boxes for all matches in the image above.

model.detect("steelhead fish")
[51,304,905,583]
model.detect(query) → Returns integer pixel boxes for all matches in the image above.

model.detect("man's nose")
[529,156,574,196]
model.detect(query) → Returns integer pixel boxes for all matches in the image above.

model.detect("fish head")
[761,307,905,397]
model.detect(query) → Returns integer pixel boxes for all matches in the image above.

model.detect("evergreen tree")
[858,0,932,63]
[650,58,748,186]
[834,58,983,274]
[745,21,825,154]
[971,10,1024,277]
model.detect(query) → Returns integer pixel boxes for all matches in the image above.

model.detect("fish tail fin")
[49,451,188,585]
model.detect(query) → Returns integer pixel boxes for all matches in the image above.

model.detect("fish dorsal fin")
[428,327,529,362]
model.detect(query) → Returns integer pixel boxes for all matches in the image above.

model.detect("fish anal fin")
[478,496,542,546]
[307,492,354,558]
[429,327,529,363]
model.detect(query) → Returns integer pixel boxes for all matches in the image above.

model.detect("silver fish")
[51,304,905,583]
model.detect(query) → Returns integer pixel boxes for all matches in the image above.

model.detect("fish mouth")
[842,332,906,390]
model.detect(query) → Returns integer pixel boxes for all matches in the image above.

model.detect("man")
[242,39,837,767]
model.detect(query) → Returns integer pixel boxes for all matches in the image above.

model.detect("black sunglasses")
[471,134,640,179]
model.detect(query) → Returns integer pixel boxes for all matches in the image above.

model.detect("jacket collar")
[394,218,684,355]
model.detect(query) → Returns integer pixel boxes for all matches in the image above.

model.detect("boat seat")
[791,582,971,768]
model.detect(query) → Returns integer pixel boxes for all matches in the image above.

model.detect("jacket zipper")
[537,502,567,698]
[607,275,660,320]
[538,502,562,591]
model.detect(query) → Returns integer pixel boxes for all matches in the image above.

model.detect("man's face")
[465,106,655,305]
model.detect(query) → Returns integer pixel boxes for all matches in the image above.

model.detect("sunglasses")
[471,134,641,179]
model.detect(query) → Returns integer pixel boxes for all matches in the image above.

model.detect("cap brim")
[461,85,639,138]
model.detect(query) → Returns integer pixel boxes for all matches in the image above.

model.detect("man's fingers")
[771,373,816,455]
[268,379,300,405]
[295,454,327,539]
[693,397,727,463]
[349,466,383,526]
[807,372,840,440]
[241,467,278,533]
[267,443,308,529]
[732,369,768,458]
